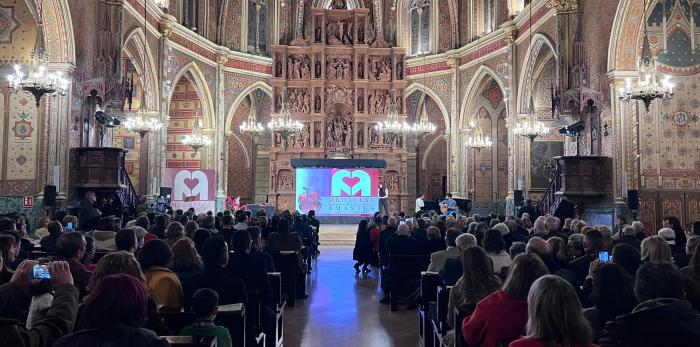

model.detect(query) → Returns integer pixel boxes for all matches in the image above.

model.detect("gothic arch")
[123,27,159,110]
[516,33,557,114]
[168,62,216,128]
[421,134,448,169]
[28,0,75,64]
[225,81,273,132]
[459,65,506,129]
[405,82,450,130]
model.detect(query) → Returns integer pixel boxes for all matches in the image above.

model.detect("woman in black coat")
[353,220,373,273]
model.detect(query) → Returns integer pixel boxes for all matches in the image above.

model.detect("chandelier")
[618,0,673,111]
[181,118,212,152]
[239,108,265,143]
[464,123,493,152]
[513,114,549,142]
[410,106,437,137]
[268,100,304,146]
[7,51,69,107]
[374,99,411,140]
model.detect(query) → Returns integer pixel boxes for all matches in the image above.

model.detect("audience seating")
[453,306,475,347]
[163,336,216,347]
[387,255,430,310]
[431,286,452,347]
[268,272,285,347]
[161,304,247,346]
[419,272,442,347]
[272,253,306,307]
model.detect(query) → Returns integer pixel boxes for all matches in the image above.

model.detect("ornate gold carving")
[446,57,459,68]
[159,19,173,38]
[503,25,518,44]
[545,0,578,14]
[217,53,228,66]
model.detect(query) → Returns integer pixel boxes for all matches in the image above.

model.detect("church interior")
[0,0,699,346]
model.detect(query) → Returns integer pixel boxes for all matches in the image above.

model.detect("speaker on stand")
[514,190,524,207]
[627,190,640,220]
[43,185,57,217]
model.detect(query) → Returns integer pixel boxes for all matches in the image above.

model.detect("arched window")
[410,0,430,55]
[247,0,268,54]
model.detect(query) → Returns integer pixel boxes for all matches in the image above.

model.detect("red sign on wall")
[23,196,33,209]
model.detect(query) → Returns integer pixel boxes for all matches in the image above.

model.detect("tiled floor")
[284,246,419,347]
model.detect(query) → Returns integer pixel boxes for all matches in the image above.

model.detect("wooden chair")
[268,272,285,347]
[419,272,441,347]
[162,336,216,347]
[388,254,431,310]
[431,286,452,347]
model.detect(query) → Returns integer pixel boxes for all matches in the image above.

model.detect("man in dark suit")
[380,224,423,304]
[612,226,641,250]
[568,229,605,287]
[226,229,274,339]
[219,214,236,249]
[183,237,248,310]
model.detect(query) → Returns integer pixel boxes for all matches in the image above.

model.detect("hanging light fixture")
[618,0,674,111]
[7,0,69,107]
[123,0,163,138]
[513,2,549,142]
[181,113,212,152]
[374,89,411,144]
[411,105,437,136]
[268,88,304,147]
[465,121,493,152]
[239,100,265,143]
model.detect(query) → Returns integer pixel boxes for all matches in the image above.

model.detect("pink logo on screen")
[173,170,209,201]
[299,190,321,213]
[331,170,372,197]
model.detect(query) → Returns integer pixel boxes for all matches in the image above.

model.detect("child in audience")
[180,288,232,347]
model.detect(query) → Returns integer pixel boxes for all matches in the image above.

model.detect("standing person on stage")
[415,194,425,216]
[440,193,458,216]
[378,183,389,216]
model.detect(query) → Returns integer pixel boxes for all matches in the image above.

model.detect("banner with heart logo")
[295,167,379,217]
[164,168,216,213]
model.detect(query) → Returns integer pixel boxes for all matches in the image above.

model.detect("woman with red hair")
[54,273,169,347]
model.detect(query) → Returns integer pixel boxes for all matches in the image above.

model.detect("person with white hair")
[631,221,645,238]
[612,225,641,250]
[658,227,682,254]
[439,234,478,286]
[427,228,462,273]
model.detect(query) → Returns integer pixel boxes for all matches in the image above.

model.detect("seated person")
[439,193,458,217]
[380,224,423,304]
[248,227,275,272]
[115,228,138,254]
[0,260,79,347]
[427,228,462,273]
[267,219,302,253]
[183,237,248,310]
[40,221,64,253]
[440,233,477,286]
[138,240,183,311]
[180,288,232,347]
[54,273,168,347]
[599,261,700,346]
[56,232,92,293]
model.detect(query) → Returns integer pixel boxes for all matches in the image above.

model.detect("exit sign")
[23,196,33,209]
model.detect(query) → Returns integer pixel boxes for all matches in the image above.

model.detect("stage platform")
[318,224,357,246]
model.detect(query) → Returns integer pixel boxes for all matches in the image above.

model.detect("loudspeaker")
[43,185,56,207]
[628,190,640,210]
[514,190,524,206]
[159,187,172,198]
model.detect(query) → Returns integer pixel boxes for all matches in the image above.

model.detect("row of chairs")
[160,272,286,347]
[380,255,431,311]
[419,272,475,347]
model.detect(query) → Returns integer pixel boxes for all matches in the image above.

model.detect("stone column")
[503,23,517,214]
[157,15,175,195]
[447,56,460,196]
[215,51,229,211]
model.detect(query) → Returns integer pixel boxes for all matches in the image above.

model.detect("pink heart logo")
[184,178,199,191]
[343,176,361,188]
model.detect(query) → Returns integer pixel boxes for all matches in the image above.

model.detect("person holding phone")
[378,183,389,216]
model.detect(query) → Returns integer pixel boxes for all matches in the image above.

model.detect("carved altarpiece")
[268,6,408,212]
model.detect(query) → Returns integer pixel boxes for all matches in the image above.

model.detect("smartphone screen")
[32,264,51,279]
[399,221,406,225]
[66,222,73,231]
[599,251,610,264]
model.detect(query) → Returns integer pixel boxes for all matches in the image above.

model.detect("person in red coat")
[509,275,597,347]
[462,253,549,347]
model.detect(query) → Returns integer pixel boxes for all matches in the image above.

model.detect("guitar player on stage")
[439,193,458,216]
